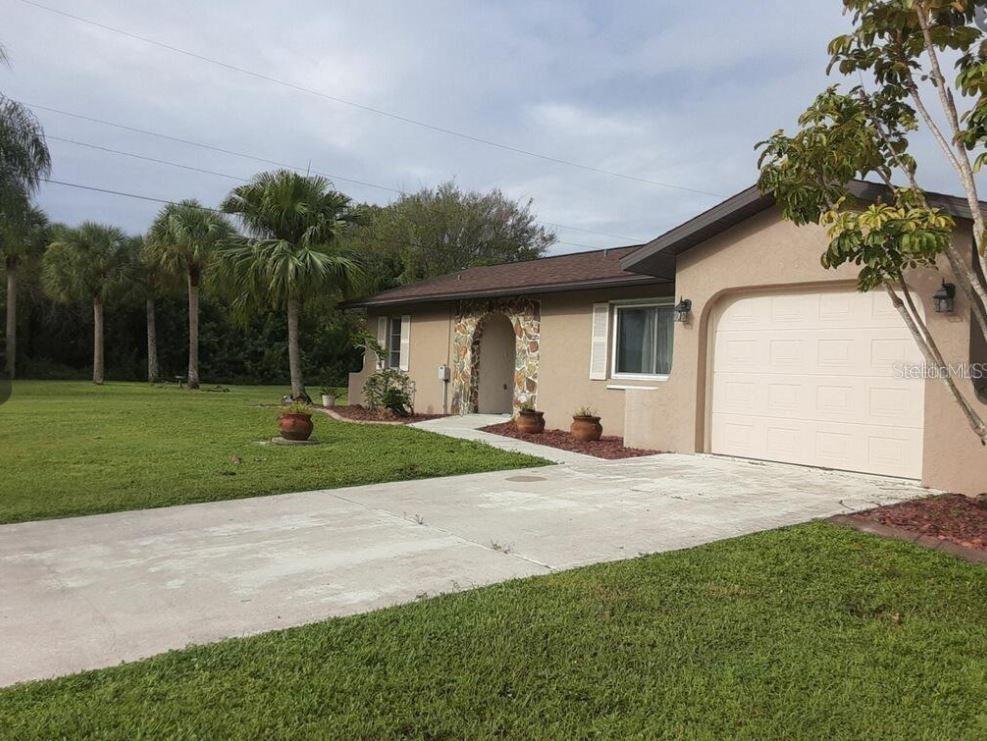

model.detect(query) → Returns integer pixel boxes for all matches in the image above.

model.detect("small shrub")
[574,406,597,418]
[519,400,537,413]
[281,401,313,416]
[364,368,416,415]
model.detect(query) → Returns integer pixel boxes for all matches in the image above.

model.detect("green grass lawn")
[1,524,984,739]
[0,381,546,524]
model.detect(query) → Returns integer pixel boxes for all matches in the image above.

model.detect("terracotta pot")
[570,415,602,442]
[516,409,545,434]
[279,412,314,441]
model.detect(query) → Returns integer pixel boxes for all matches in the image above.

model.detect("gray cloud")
[1,0,978,253]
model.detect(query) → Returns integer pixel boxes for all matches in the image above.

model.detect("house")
[347,182,987,495]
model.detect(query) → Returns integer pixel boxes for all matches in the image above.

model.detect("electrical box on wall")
[438,364,450,382]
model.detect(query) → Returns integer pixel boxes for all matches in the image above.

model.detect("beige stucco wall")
[348,305,455,415]
[536,285,674,434]
[621,207,986,496]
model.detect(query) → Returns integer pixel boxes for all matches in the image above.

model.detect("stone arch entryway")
[475,313,515,414]
[451,298,540,415]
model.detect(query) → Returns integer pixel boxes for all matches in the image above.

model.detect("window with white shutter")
[399,315,411,371]
[589,303,610,380]
[376,316,388,369]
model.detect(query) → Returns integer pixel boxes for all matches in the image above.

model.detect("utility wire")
[17,0,726,199]
[41,122,647,243]
[31,103,403,194]
[42,178,610,252]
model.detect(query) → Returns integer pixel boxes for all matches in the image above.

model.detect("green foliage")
[0,381,546,523]
[41,222,130,304]
[363,367,415,414]
[820,191,954,289]
[344,181,556,290]
[219,170,364,312]
[2,523,985,738]
[0,94,51,200]
[146,200,235,285]
[518,400,537,412]
[280,400,312,415]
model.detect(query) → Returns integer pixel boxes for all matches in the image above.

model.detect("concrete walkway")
[0,454,927,687]
[410,414,598,464]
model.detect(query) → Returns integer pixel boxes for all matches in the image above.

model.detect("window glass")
[388,318,402,369]
[615,306,673,376]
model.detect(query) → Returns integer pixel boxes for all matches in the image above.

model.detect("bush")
[364,368,415,416]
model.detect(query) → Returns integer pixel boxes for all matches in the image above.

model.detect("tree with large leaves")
[220,170,363,400]
[1,197,47,378]
[42,223,128,385]
[757,0,987,446]
[147,201,234,390]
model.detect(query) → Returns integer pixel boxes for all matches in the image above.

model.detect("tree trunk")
[5,258,16,379]
[146,297,158,384]
[187,270,200,390]
[93,295,105,385]
[885,282,987,444]
[286,297,304,399]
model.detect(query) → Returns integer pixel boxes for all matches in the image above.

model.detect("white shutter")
[399,315,411,371]
[589,303,610,380]
[376,317,388,369]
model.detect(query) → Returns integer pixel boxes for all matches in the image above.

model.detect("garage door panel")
[711,290,924,479]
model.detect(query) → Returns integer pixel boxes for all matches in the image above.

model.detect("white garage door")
[710,289,925,479]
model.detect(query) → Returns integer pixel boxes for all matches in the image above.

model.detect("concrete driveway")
[0,453,926,687]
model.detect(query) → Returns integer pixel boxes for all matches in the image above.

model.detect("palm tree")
[220,170,362,399]
[147,201,234,390]
[0,95,51,199]
[42,223,128,384]
[1,198,47,378]
[0,88,51,379]
[121,236,173,383]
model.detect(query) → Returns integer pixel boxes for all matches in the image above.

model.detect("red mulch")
[481,421,661,460]
[331,405,448,425]
[854,494,987,552]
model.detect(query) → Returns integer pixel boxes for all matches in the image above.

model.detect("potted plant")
[516,400,545,434]
[320,387,340,408]
[570,406,602,442]
[279,401,314,441]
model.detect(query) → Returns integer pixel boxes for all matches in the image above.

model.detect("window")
[612,304,674,378]
[387,317,403,369]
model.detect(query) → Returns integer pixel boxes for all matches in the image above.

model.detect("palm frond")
[0,96,52,197]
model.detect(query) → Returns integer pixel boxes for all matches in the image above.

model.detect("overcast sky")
[1,0,976,254]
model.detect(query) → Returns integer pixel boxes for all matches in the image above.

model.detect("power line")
[42,178,609,252]
[31,103,403,194]
[48,136,247,182]
[41,122,647,243]
[18,0,726,200]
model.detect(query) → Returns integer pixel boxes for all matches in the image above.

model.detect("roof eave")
[341,274,670,310]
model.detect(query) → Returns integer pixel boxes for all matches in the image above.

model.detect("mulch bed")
[481,421,661,460]
[329,405,448,425]
[846,494,987,555]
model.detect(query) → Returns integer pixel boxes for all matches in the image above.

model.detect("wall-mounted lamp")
[673,297,693,323]
[933,281,956,314]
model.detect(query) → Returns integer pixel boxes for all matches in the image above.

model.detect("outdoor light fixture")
[933,281,956,314]
[673,297,693,323]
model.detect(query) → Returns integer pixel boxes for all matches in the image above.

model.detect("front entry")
[709,288,925,479]
[476,314,515,414]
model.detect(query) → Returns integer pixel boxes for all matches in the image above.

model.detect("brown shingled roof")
[344,244,664,308]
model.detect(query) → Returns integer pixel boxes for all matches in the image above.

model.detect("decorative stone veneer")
[451,298,540,415]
